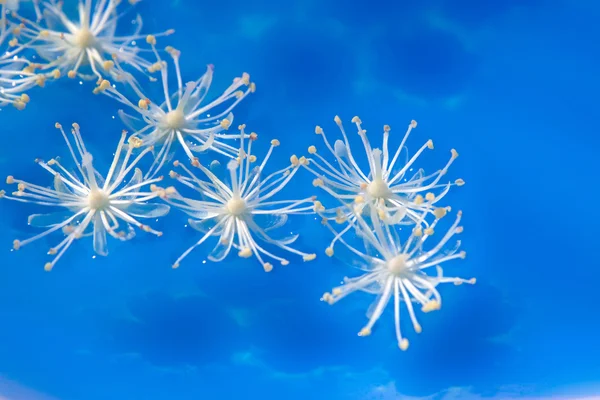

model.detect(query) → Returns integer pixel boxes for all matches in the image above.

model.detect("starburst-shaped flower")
[162,125,316,272]
[0,122,171,270]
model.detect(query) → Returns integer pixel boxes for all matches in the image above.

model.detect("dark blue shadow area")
[372,25,479,100]
[441,0,544,27]
[106,292,249,368]
[249,19,357,112]
[382,283,518,395]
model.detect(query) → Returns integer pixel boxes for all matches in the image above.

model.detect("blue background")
[0,0,599,399]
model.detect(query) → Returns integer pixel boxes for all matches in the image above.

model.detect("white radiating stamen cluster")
[321,205,475,351]
[0,122,171,271]
[161,125,317,272]
[10,0,173,81]
[304,116,465,254]
[0,1,56,109]
[95,35,255,178]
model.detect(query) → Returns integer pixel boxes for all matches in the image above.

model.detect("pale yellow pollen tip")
[351,116,361,124]
[383,124,391,132]
[334,115,342,125]
[433,207,447,219]
[12,100,26,110]
[308,145,317,154]
[422,300,441,313]
[44,262,53,272]
[325,247,334,257]
[414,323,422,334]
[426,139,434,149]
[6,176,15,184]
[271,139,280,147]
[263,263,273,272]
[238,248,252,258]
[358,327,371,337]
[410,120,417,128]
[451,148,459,158]
[315,126,323,134]
[399,339,409,351]
[12,239,21,250]
[138,98,150,109]
[303,253,316,262]
[146,34,157,45]
[455,178,465,186]
[321,292,334,304]
[290,155,299,166]
[172,263,180,269]
[220,118,231,130]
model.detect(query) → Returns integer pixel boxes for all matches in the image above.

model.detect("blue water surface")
[0,0,599,399]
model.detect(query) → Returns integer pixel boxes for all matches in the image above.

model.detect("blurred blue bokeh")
[0,0,598,399]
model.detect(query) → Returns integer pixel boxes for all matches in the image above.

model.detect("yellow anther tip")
[303,253,317,262]
[399,339,409,351]
[358,327,371,337]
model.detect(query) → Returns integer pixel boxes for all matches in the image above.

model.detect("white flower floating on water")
[163,125,316,272]
[305,115,465,252]
[0,123,171,271]
[11,0,173,80]
[95,35,255,178]
[321,206,475,351]
[0,2,57,110]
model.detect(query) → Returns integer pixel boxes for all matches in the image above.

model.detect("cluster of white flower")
[0,0,475,350]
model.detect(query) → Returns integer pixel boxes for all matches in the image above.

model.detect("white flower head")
[1,122,172,271]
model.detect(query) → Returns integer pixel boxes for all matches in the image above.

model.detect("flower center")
[226,197,246,216]
[164,109,186,130]
[74,28,95,48]
[88,189,109,210]
[367,177,390,199]
[387,254,408,276]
